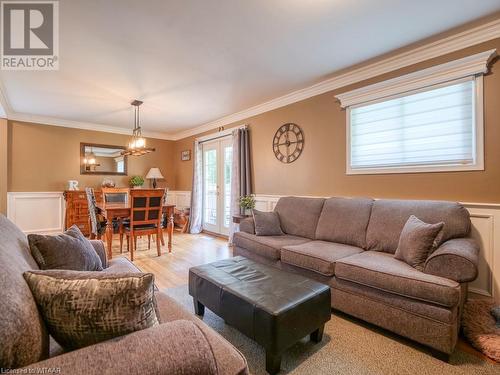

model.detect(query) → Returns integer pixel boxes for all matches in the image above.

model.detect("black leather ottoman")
[189,256,331,374]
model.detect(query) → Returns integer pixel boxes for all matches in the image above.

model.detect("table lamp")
[145,167,164,188]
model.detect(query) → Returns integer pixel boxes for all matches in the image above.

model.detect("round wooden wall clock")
[272,123,304,163]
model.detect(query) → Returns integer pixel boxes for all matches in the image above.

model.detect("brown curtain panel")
[229,127,252,242]
[237,127,252,212]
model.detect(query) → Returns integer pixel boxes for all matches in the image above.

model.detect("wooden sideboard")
[63,190,103,236]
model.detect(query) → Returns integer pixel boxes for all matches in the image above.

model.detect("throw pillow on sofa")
[28,225,103,271]
[252,209,284,236]
[395,215,444,271]
[23,270,159,350]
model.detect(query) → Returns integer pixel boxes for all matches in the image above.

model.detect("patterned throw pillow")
[23,270,159,350]
[252,209,284,236]
[28,225,103,271]
[395,215,444,271]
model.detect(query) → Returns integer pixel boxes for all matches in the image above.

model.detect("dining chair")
[102,187,130,249]
[85,187,107,239]
[121,189,164,261]
[160,188,169,246]
[101,187,130,204]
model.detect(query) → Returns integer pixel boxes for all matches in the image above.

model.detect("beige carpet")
[164,285,498,375]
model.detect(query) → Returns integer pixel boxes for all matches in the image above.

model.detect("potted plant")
[239,195,256,216]
[129,175,145,189]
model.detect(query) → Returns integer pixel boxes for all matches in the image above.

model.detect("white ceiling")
[1,0,499,138]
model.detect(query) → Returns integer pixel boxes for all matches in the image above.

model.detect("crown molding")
[171,17,500,140]
[7,112,174,140]
[336,49,497,108]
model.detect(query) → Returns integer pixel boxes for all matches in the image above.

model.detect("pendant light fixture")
[121,100,155,156]
[83,146,97,165]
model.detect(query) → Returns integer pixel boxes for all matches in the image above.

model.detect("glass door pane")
[221,140,232,235]
[202,143,218,233]
[201,137,233,236]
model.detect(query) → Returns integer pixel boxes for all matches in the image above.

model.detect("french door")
[202,137,232,235]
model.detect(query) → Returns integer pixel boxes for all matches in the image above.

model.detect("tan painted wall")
[0,119,7,214]
[174,38,500,203]
[7,121,175,191]
[174,137,195,190]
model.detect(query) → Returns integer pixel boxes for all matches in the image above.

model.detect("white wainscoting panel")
[7,192,65,234]
[464,204,500,302]
[166,190,191,209]
[254,195,279,212]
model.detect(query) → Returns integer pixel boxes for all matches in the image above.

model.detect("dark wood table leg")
[167,208,174,252]
[310,324,324,343]
[193,299,205,317]
[105,217,114,260]
[265,351,282,375]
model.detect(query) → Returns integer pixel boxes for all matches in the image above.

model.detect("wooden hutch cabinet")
[63,190,102,236]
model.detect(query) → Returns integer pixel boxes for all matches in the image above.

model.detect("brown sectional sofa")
[234,196,479,357]
[0,215,248,374]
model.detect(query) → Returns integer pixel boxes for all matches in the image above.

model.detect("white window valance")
[335,49,496,109]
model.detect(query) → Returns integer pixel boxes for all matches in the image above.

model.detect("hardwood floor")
[110,231,231,289]
[109,231,492,363]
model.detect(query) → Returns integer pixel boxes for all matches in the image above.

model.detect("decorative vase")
[101,179,115,188]
[245,208,253,216]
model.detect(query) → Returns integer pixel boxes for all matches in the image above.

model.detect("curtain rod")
[197,124,248,144]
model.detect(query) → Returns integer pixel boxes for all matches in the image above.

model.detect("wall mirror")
[80,143,128,175]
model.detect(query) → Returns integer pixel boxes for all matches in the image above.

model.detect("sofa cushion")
[281,241,364,276]
[394,216,444,271]
[28,225,103,271]
[0,215,48,369]
[22,320,219,375]
[335,251,460,307]
[252,209,284,236]
[315,197,373,248]
[274,197,325,239]
[155,292,248,375]
[233,231,310,260]
[23,270,159,350]
[366,199,470,253]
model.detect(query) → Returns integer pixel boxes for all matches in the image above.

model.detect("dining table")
[96,202,176,260]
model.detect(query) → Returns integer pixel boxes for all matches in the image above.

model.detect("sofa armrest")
[239,217,255,234]
[424,238,479,283]
[90,240,107,268]
[22,320,217,375]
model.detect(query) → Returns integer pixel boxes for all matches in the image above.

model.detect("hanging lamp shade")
[84,147,97,165]
[121,100,155,156]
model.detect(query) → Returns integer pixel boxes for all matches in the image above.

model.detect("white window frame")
[346,76,484,175]
[336,49,496,175]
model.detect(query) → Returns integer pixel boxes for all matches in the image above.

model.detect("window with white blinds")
[348,77,483,174]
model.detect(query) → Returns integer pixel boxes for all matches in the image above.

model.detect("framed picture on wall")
[181,150,191,161]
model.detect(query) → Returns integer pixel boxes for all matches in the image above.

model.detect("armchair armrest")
[90,240,107,268]
[424,238,479,283]
[22,320,217,375]
[239,217,255,234]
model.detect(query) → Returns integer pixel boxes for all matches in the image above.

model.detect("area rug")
[462,299,500,363]
[163,285,498,375]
